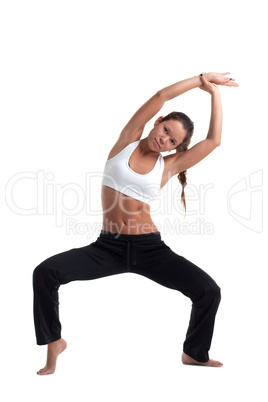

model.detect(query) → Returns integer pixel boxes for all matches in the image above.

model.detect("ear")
[154,116,164,126]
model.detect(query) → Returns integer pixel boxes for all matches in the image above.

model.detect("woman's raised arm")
[159,72,238,101]
[170,75,223,175]
[119,75,206,142]
[118,72,237,146]
[119,91,165,144]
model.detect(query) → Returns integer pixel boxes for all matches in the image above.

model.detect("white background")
[1,0,267,400]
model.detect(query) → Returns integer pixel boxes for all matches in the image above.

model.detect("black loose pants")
[33,230,221,363]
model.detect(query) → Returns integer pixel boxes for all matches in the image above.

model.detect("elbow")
[211,136,221,147]
[157,89,167,101]
[207,138,221,147]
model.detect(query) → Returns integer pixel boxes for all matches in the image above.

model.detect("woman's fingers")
[205,72,239,87]
[201,73,239,88]
[223,76,238,86]
[220,75,238,86]
[225,81,239,87]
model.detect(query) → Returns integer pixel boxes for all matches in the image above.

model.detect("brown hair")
[159,112,194,216]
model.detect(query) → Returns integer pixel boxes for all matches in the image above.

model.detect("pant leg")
[131,237,221,363]
[32,236,129,345]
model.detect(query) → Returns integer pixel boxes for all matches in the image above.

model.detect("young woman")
[33,72,238,375]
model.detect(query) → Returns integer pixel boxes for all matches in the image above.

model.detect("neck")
[139,138,159,157]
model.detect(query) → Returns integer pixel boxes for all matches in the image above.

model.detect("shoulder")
[105,127,144,161]
[106,138,139,161]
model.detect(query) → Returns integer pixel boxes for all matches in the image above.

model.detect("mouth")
[154,138,161,149]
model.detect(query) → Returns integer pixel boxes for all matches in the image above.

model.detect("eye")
[164,126,175,145]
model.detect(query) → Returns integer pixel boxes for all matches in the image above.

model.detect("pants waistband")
[99,230,161,267]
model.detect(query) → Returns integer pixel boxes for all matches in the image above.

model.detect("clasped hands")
[199,72,239,94]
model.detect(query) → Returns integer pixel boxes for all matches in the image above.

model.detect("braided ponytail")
[176,142,190,217]
[159,112,194,216]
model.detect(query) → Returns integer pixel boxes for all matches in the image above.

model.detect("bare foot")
[181,352,223,367]
[37,338,67,375]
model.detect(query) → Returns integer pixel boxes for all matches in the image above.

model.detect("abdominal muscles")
[101,185,159,235]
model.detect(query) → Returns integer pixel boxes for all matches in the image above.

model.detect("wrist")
[197,72,211,86]
[204,72,212,82]
[211,86,220,95]
[197,73,205,83]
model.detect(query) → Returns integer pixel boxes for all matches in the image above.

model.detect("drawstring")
[101,230,160,269]
[126,240,130,268]
[133,240,137,266]
[124,239,137,268]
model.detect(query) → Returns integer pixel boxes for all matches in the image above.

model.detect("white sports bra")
[102,140,165,205]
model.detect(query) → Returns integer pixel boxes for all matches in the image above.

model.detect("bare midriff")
[101,185,159,235]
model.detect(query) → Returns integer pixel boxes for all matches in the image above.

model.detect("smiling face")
[148,116,187,152]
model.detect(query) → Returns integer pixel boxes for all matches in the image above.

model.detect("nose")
[159,137,165,146]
